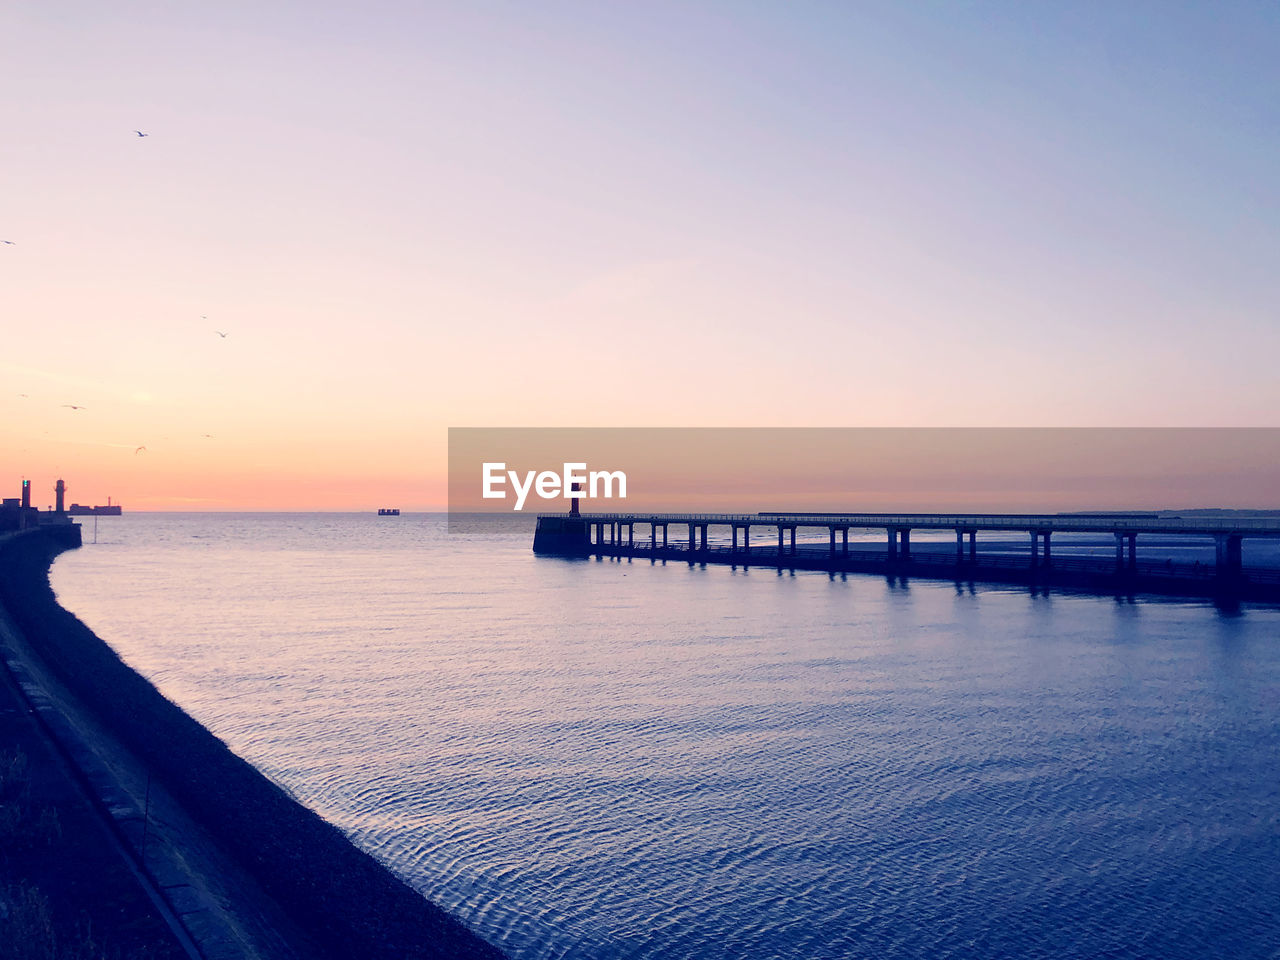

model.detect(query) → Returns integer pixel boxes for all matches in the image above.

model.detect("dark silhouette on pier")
[3,480,121,527]
[2,479,77,538]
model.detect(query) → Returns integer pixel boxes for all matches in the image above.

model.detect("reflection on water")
[51,514,1280,960]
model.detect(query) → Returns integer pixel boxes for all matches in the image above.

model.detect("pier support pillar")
[791,527,798,555]
[689,523,697,553]
[651,525,657,550]
[1042,532,1052,568]
[1215,534,1243,579]
[1114,533,1126,572]
[743,525,750,555]
[842,527,849,558]
[1029,530,1040,568]
[956,528,964,563]
[1127,533,1137,571]
[886,528,912,561]
[829,527,836,558]
[968,530,976,561]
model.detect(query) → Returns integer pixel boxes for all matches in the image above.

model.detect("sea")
[48,513,1280,960]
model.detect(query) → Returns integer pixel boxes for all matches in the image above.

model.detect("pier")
[533,512,1280,600]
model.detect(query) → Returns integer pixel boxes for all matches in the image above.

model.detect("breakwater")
[534,512,1280,601]
[0,528,504,960]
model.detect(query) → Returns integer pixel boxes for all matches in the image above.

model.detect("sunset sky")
[4,2,1279,509]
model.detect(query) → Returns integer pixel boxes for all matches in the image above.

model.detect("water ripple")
[48,514,1280,960]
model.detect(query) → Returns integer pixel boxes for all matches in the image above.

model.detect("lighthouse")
[55,479,65,514]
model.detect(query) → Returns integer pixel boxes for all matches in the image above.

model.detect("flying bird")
[135,130,149,137]
[201,434,214,439]
[17,393,27,398]
[62,404,86,411]
[214,330,228,338]
[134,446,146,454]
[1,240,14,245]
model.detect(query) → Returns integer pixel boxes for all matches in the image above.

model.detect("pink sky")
[4,4,1279,510]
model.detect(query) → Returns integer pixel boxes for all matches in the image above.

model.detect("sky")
[3,2,1279,509]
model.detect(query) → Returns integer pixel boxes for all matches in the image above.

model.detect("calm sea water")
[49,514,1280,959]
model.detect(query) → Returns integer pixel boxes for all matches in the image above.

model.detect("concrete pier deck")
[534,512,1280,601]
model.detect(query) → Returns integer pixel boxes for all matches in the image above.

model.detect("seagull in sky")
[17,393,28,398]
[62,404,86,411]
[1,240,14,245]
[201,434,215,439]
[215,330,228,338]
[135,130,149,137]
[134,446,146,454]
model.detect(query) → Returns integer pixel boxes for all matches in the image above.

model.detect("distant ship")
[68,497,123,516]
[378,508,400,516]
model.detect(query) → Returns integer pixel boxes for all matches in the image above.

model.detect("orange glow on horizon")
[8,428,1280,513]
